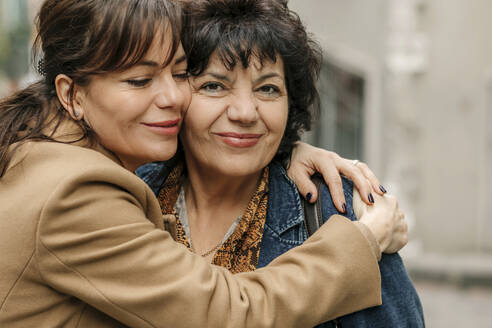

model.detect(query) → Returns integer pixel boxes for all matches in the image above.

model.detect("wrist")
[353,221,382,261]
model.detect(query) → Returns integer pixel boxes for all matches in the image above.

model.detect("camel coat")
[0,140,381,328]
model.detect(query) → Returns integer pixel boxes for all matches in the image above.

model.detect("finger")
[384,193,397,206]
[287,164,319,203]
[317,163,347,213]
[387,227,408,254]
[337,160,374,205]
[356,162,385,195]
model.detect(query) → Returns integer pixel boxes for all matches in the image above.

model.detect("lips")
[214,132,263,148]
[143,118,181,136]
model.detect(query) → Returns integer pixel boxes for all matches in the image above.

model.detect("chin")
[216,161,265,178]
[148,145,178,162]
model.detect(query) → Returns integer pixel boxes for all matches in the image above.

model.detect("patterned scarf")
[157,162,268,273]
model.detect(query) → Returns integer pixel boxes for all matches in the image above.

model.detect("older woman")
[139,0,423,327]
[0,0,408,327]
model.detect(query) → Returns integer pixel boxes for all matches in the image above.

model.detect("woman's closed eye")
[125,78,152,88]
[173,71,189,81]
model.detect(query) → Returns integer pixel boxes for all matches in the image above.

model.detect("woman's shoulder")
[22,141,120,167]
[266,162,356,222]
[136,157,179,195]
[315,175,357,222]
[4,141,162,229]
[8,141,149,197]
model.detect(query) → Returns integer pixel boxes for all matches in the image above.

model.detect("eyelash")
[174,73,190,81]
[258,85,280,95]
[200,82,225,92]
[125,79,152,87]
[198,81,281,98]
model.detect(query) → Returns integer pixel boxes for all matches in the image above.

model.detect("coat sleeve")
[36,166,381,328]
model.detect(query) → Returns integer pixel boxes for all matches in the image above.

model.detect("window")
[308,60,365,160]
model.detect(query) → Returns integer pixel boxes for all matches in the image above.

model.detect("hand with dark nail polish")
[368,193,375,204]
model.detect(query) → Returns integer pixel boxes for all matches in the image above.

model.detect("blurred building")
[292,0,492,272]
[0,0,30,93]
[0,0,41,95]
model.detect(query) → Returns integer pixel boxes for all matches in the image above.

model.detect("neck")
[184,161,262,222]
[180,156,264,259]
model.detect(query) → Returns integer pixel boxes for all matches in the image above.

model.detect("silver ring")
[352,159,360,166]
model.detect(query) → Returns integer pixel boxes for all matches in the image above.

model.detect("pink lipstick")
[143,118,180,136]
[214,132,262,148]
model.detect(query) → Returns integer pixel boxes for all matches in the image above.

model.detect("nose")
[154,76,189,111]
[227,91,259,124]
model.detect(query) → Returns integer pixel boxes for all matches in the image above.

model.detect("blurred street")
[404,252,492,327]
[414,280,492,327]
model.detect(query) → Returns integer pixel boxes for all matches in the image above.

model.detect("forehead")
[140,28,184,67]
[142,42,185,70]
[206,51,284,75]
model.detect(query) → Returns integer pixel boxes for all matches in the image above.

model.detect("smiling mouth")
[143,119,181,136]
[144,118,181,127]
[214,132,263,148]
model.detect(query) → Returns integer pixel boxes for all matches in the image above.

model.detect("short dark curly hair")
[181,0,322,162]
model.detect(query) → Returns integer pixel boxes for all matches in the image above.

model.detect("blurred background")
[1,0,491,326]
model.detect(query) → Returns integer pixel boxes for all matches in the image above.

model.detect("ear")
[55,74,85,120]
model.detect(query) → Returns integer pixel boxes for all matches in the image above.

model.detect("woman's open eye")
[125,78,152,87]
[257,85,280,97]
[200,82,225,93]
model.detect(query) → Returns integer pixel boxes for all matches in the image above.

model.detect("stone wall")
[290,0,492,255]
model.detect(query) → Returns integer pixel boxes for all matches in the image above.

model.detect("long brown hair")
[0,0,182,178]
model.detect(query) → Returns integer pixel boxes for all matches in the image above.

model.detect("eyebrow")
[138,55,187,67]
[254,72,284,84]
[138,61,159,67]
[175,55,187,65]
[200,71,284,84]
[202,72,232,83]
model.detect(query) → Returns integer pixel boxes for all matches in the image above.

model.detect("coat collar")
[50,118,125,168]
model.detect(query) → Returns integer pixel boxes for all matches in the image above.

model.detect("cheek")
[184,97,222,135]
[182,106,202,138]
[263,103,289,138]
[179,83,192,115]
[83,96,137,145]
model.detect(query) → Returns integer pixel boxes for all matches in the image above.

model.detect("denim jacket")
[137,161,425,328]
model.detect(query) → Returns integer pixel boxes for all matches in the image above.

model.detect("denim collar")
[265,162,305,235]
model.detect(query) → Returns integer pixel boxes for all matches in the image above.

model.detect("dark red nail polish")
[306,193,312,202]
[368,193,375,204]
[342,203,347,213]
[379,185,387,193]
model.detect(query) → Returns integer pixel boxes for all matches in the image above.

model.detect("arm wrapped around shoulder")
[245,214,382,326]
[36,163,381,328]
[353,189,408,255]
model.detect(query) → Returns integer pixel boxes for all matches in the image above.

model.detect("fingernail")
[306,193,312,202]
[342,203,347,213]
[379,185,387,193]
[368,193,375,204]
